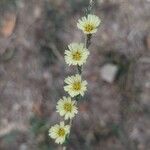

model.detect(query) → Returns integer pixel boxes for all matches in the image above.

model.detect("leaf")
[1,13,16,37]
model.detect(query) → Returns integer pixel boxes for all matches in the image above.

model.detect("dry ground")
[0,0,150,150]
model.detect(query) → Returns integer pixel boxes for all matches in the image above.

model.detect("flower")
[64,43,89,66]
[48,122,70,144]
[77,14,101,34]
[56,96,78,120]
[64,74,87,97]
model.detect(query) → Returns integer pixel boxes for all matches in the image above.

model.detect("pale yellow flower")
[64,43,89,66]
[77,14,101,34]
[48,122,70,144]
[56,96,78,120]
[64,74,87,97]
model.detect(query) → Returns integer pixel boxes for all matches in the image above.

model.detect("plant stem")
[77,65,82,75]
[62,1,93,150]
[85,34,92,49]
[63,33,92,150]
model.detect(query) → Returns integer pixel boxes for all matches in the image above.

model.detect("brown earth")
[0,0,150,150]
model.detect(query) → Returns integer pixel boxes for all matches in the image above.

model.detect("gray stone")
[100,64,118,83]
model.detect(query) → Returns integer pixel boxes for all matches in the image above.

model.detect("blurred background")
[0,0,150,150]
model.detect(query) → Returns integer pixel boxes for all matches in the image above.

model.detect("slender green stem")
[63,33,92,150]
[77,65,82,75]
[62,1,93,150]
[85,34,92,49]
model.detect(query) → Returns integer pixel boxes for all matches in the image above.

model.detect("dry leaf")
[32,101,44,117]
[1,13,16,37]
[79,103,88,112]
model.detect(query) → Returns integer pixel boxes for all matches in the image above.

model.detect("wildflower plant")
[64,43,89,66]
[49,122,70,144]
[77,14,101,34]
[48,0,101,149]
[64,74,87,97]
[56,97,78,120]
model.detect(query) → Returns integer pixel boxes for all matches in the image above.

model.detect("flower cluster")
[64,74,87,97]
[48,14,101,145]
[77,14,101,34]
[49,122,70,144]
[64,43,89,66]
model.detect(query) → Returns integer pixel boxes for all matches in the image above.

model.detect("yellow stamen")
[72,51,81,61]
[64,103,72,112]
[73,82,81,91]
[58,128,65,137]
[84,24,94,32]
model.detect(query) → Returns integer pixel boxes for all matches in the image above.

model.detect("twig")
[48,43,64,63]
[118,62,138,150]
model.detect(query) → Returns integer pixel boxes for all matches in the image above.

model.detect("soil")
[0,0,150,150]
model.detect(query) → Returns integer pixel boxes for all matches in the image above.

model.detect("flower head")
[56,96,78,120]
[64,43,89,66]
[64,74,87,97]
[49,122,70,144]
[77,14,101,34]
